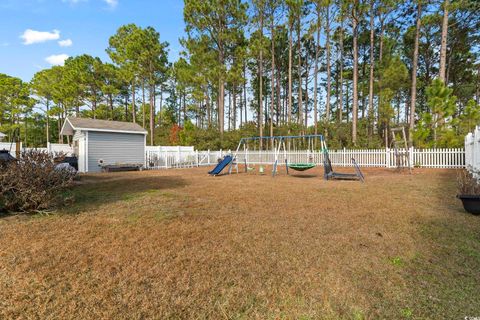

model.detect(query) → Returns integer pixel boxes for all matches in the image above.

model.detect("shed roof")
[0,132,5,138]
[61,117,147,135]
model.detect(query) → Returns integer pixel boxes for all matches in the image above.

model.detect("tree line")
[1,0,479,150]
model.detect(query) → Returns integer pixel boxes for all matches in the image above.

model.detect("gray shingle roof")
[66,117,147,134]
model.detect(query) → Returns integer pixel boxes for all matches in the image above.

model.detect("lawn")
[0,167,479,319]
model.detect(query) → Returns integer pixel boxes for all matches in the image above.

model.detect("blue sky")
[0,0,185,81]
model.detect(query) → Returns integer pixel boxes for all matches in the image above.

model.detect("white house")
[61,117,147,173]
[0,132,5,141]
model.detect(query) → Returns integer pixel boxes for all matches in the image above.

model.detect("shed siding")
[87,131,145,172]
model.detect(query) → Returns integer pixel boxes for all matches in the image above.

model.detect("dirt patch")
[0,167,479,319]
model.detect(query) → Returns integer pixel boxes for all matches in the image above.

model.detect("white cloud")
[21,29,60,45]
[45,54,69,66]
[58,39,73,47]
[62,0,86,3]
[61,0,118,9]
[104,0,118,8]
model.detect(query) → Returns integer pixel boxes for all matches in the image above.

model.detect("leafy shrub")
[0,150,76,213]
[457,170,480,196]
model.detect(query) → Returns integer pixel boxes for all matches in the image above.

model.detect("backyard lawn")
[0,167,479,319]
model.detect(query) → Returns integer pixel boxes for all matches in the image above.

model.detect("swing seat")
[287,163,316,171]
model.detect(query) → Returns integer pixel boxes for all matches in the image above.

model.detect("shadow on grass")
[63,175,188,214]
[288,174,319,179]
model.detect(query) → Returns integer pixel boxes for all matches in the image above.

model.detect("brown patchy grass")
[0,167,479,319]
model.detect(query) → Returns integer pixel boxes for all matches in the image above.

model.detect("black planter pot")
[457,195,480,215]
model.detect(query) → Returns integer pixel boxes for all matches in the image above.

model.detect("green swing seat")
[287,163,316,171]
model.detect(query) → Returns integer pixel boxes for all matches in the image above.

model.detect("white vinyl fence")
[145,147,465,170]
[1,141,466,170]
[465,126,480,173]
[0,142,73,157]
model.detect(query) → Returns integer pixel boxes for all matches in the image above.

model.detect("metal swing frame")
[231,134,327,177]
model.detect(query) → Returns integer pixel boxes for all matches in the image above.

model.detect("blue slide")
[208,155,233,176]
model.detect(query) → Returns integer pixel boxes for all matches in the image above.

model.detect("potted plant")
[457,170,480,215]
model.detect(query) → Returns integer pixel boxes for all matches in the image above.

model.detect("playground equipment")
[323,150,365,182]
[208,155,233,176]
[232,134,328,177]
[210,134,364,182]
[390,127,412,173]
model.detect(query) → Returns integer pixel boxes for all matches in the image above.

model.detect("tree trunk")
[304,53,309,128]
[239,84,243,127]
[477,64,480,105]
[325,3,331,124]
[313,5,321,136]
[150,84,155,145]
[288,22,293,125]
[377,15,385,129]
[142,80,146,128]
[183,92,186,126]
[218,44,225,137]
[379,17,385,64]
[439,0,449,83]
[159,84,163,126]
[270,13,275,146]
[361,48,367,120]
[297,16,303,127]
[409,1,422,147]
[233,85,237,130]
[244,64,248,123]
[125,95,128,121]
[132,82,136,123]
[352,3,359,145]
[346,80,350,123]
[368,0,375,136]
[338,17,344,123]
[275,63,281,126]
[259,10,264,148]
[109,95,114,120]
[46,100,50,144]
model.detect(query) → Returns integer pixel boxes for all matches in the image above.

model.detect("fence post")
[465,133,472,169]
[474,126,480,176]
[385,147,390,168]
[409,146,414,168]
[164,149,168,169]
[343,147,346,167]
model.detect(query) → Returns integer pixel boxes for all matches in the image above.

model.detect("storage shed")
[61,117,147,173]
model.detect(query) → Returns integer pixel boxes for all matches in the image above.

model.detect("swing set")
[231,134,328,176]
[225,134,364,181]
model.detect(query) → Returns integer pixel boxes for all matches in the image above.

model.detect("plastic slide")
[208,155,233,176]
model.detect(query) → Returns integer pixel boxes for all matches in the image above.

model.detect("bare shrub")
[0,150,76,213]
[457,169,480,195]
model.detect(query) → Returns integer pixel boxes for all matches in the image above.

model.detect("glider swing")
[274,134,327,175]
